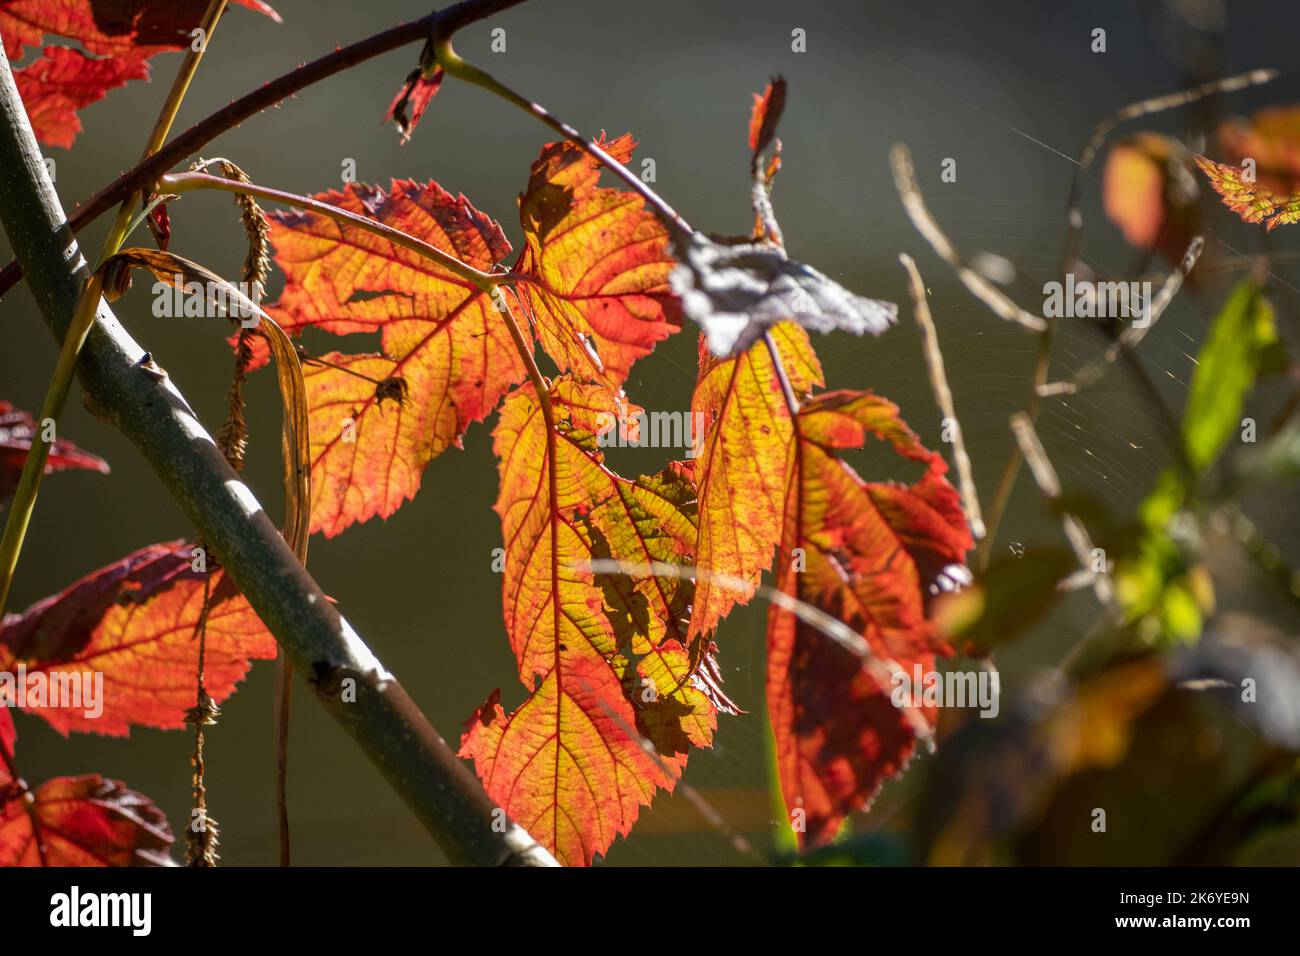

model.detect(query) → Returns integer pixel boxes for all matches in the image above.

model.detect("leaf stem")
[160,172,502,291]
[433,28,693,242]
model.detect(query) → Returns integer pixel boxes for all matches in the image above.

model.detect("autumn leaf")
[0,399,109,506]
[386,66,444,144]
[460,377,716,865]
[10,45,147,147]
[1195,154,1300,231]
[768,390,972,847]
[686,323,822,652]
[0,541,277,735]
[264,179,530,537]
[749,76,786,158]
[516,134,681,388]
[0,774,173,866]
[1,0,280,147]
[0,706,14,772]
[1102,133,1201,266]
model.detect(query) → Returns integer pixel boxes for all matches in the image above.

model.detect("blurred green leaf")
[1183,280,1279,472]
[1115,469,1214,644]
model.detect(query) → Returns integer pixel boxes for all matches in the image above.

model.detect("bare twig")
[1009,414,1113,604]
[890,143,1046,333]
[1061,68,1277,277]
[899,253,985,540]
[1039,236,1204,396]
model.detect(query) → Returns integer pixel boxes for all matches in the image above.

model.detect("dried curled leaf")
[517,134,681,388]
[0,541,277,735]
[386,66,444,144]
[671,230,897,358]
[0,399,109,506]
[749,76,787,158]
[0,0,280,148]
[460,377,716,865]
[265,180,530,537]
[768,390,973,847]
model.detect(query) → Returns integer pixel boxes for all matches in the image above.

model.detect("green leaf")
[1182,280,1279,472]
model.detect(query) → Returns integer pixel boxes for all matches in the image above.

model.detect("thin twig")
[0,0,231,618]
[1039,236,1204,396]
[160,172,501,290]
[433,28,693,242]
[1009,413,1113,605]
[890,143,1046,333]
[1061,68,1277,277]
[899,253,985,539]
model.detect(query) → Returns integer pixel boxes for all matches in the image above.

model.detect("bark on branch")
[0,41,556,868]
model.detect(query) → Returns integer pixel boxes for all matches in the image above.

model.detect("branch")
[0,0,529,301]
[0,43,556,868]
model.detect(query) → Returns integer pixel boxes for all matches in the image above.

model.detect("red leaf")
[0,541,277,735]
[0,774,173,866]
[768,390,972,846]
[0,399,109,503]
[0,707,14,771]
[11,46,147,148]
[517,134,681,388]
[0,0,280,147]
[386,66,444,143]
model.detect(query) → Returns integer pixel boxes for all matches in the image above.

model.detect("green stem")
[0,0,230,618]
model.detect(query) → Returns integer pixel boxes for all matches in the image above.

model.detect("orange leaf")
[265,180,531,537]
[460,377,715,865]
[0,774,173,866]
[1102,133,1201,263]
[0,541,277,735]
[1,0,279,148]
[517,134,681,388]
[687,323,822,649]
[768,390,972,847]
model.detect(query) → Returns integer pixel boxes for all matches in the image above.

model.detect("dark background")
[2,0,1298,864]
